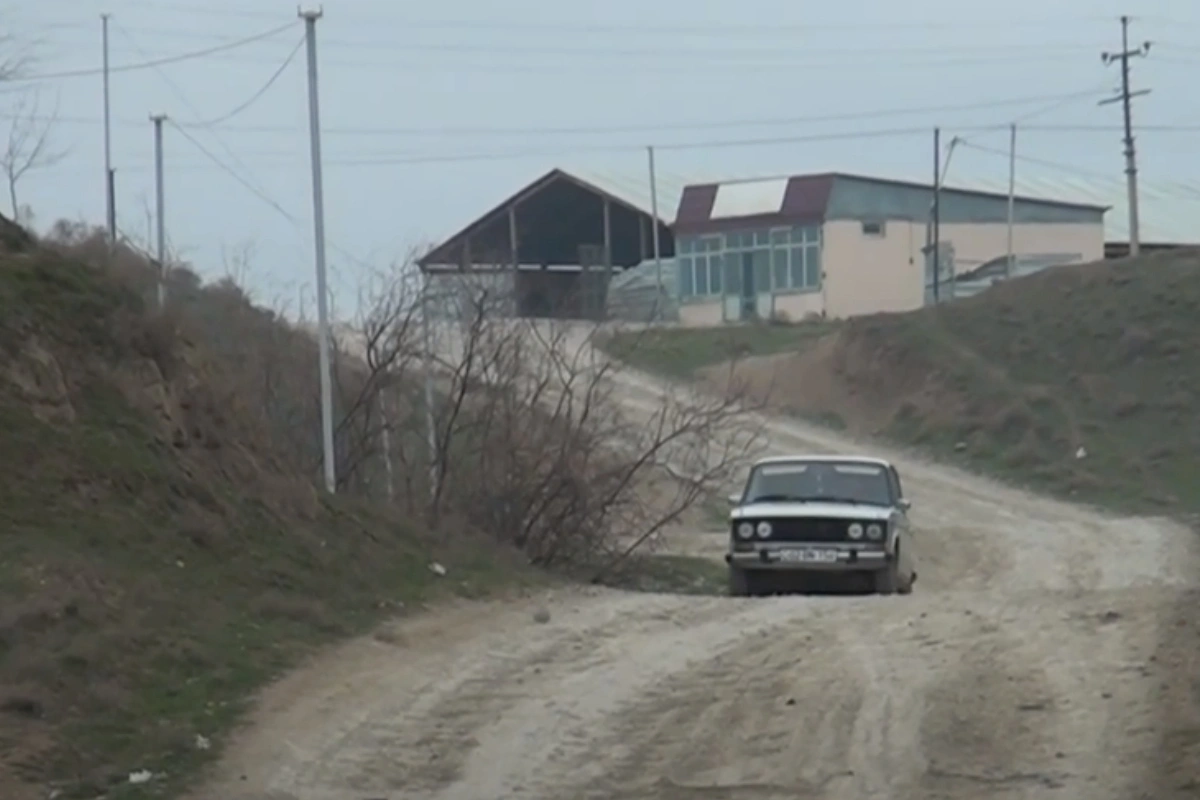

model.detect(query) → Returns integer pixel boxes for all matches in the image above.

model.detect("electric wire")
[9,21,298,82]
[110,20,286,232]
[168,120,299,223]
[0,89,1155,137]
[167,120,374,275]
[179,35,305,127]
[88,4,1141,32]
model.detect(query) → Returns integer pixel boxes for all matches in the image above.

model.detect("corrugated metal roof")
[560,164,720,224]
[875,168,1200,245]
[553,164,1200,245]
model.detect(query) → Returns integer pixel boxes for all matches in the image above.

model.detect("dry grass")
[0,220,750,800]
[0,230,539,800]
[598,319,837,380]
[615,250,1200,517]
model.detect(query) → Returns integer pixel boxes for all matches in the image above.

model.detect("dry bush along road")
[195,326,1199,800]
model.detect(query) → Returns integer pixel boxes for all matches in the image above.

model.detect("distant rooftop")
[558,163,1199,246]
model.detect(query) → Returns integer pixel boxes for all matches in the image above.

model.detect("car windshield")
[743,461,893,507]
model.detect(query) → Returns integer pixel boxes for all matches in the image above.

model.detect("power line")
[945,84,1113,150]
[144,125,941,169]
[80,47,1105,73]
[0,89,1132,137]
[88,4,1135,32]
[46,24,1106,59]
[954,140,1119,182]
[178,34,305,127]
[9,20,298,81]
[111,20,281,231]
[168,120,298,223]
[166,119,377,275]
[35,23,1122,72]
[953,138,1200,204]
[18,113,1200,137]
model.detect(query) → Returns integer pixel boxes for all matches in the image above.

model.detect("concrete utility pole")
[101,13,116,244]
[931,126,941,303]
[300,7,337,494]
[1100,15,1151,257]
[151,114,167,309]
[1005,123,1016,279]
[646,145,664,323]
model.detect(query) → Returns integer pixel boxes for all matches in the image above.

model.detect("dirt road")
[197,325,1200,800]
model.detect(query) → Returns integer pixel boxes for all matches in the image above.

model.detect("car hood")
[731,501,893,521]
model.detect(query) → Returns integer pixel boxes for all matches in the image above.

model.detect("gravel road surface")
[195,323,1198,800]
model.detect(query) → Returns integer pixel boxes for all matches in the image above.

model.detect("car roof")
[751,454,894,469]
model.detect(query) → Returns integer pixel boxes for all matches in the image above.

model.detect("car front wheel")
[728,566,756,597]
[874,556,902,595]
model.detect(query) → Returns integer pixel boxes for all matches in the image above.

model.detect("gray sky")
[9,0,1200,317]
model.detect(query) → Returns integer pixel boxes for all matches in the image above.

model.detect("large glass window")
[676,226,822,299]
[772,226,822,292]
[676,236,722,299]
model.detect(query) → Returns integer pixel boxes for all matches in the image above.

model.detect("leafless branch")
[1,89,68,218]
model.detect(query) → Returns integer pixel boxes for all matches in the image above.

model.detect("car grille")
[767,517,854,543]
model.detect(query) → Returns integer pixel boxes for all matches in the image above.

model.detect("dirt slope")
[700,249,1200,516]
[0,243,532,799]
[193,327,1200,800]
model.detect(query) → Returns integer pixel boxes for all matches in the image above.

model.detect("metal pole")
[101,13,115,244]
[421,270,437,501]
[1005,122,1016,279]
[151,114,167,309]
[300,8,336,494]
[647,145,663,323]
[932,126,941,303]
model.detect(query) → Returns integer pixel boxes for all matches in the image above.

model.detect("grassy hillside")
[0,242,537,800]
[599,320,836,380]
[609,250,1200,516]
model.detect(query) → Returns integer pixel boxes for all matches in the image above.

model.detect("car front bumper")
[725,544,892,572]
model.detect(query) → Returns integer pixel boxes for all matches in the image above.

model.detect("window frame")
[861,220,886,238]
[677,226,823,301]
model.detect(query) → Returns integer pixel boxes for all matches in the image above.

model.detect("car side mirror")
[897,498,912,511]
[727,492,743,507]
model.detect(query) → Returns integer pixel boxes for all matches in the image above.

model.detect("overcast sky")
[8,1,1200,316]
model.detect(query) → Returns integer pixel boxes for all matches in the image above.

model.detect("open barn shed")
[417,167,681,320]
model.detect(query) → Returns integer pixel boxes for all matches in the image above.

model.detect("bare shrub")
[371,271,767,571]
[36,225,767,572]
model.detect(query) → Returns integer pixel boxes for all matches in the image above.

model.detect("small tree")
[1,89,67,219]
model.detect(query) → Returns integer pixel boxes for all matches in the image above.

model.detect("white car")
[724,455,917,596]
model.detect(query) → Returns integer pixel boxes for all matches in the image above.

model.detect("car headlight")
[866,523,883,540]
[847,522,863,539]
[755,521,773,538]
[736,522,754,539]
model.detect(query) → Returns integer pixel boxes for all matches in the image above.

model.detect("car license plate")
[776,548,839,564]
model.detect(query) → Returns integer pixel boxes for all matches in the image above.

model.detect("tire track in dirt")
[415,597,835,800]
[283,593,758,798]
[193,322,1200,800]
[1117,586,1200,800]
[915,609,1068,798]
[579,605,875,798]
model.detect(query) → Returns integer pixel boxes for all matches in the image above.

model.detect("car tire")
[874,558,902,595]
[724,566,744,597]
[728,566,755,597]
